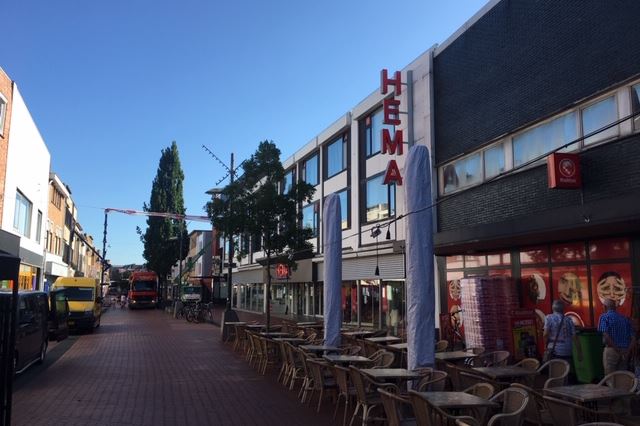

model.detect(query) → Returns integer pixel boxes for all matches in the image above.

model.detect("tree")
[206,141,315,329]
[139,141,189,295]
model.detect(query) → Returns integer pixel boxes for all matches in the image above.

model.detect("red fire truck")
[128,271,158,309]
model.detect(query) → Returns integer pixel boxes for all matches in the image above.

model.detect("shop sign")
[380,69,404,186]
[275,263,290,279]
[547,153,581,189]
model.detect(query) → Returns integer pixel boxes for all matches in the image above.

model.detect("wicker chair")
[306,358,338,413]
[535,359,570,389]
[463,382,495,399]
[372,351,395,369]
[477,350,511,367]
[598,370,638,392]
[296,348,314,402]
[259,337,279,375]
[513,357,541,370]
[543,395,619,425]
[510,382,553,426]
[408,390,477,426]
[233,324,247,352]
[417,370,448,392]
[378,387,416,426]
[284,342,304,390]
[276,340,290,384]
[333,365,357,426]
[348,366,387,426]
[341,345,363,356]
[487,387,529,426]
[435,340,449,352]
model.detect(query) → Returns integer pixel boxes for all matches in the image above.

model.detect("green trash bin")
[573,328,604,383]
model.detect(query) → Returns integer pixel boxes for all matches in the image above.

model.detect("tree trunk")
[266,251,271,332]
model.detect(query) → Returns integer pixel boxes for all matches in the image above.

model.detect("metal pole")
[101,211,107,284]
[179,220,183,300]
[226,153,234,311]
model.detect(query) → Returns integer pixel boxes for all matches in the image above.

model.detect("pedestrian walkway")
[12,308,335,426]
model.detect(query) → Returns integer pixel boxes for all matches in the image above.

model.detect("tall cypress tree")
[140,141,188,286]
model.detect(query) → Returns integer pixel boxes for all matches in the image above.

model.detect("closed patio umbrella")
[323,193,342,347]
[405,145,435,371]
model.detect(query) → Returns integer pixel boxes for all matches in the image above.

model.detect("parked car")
[0,289,49,374]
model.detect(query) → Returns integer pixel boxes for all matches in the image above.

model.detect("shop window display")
[589,238,630,260]
[551,265,590,327]
[591,263,632,321]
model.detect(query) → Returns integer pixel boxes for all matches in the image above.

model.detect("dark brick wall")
[434,0,640,164]
[438,135,640,232]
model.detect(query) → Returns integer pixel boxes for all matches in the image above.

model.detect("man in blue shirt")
[598,298,636,374]
[544,300,576,362]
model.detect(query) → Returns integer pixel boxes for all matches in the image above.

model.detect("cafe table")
[388,343,408,350]
[224,321,246,326]
[418,391,499,410]
[435,351,477,362]
[418,391,499,419]
[272,337,307,345]
[543,383,635,405]
[299,344,340,354]
[472,366,538,381]
[342,330,375,338]
[365,336,402,344]
[259,332,291,337]
[360,368,422,383]
[323,354,374,366]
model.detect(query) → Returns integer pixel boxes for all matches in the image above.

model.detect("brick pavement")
[11,307,337,426]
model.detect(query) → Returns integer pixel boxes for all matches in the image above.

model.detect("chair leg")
[317,388,323,412]
[343,397,349,426]
[349,402,360,426]
[333,394,342,419]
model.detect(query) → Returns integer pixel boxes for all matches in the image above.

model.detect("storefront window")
[341,281,357,324]
[446,256,464,269]
[520,246,548,264]
[359,280,380,326]
[314,282,323,318]
[271,283,289,315]
[589,237,630,260]
[551,242,586,262]
[381,280,405,336]
[487,253,511,266]
[464,255,486,268]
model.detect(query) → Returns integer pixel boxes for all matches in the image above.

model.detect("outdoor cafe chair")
[333,364,358,426]
[246,332,258,365]
[417,370,448,392]
[372,351,396,369]
[259,337,279,375]
[306,358,338,413]
[408,390,478,426]
[597,370,638,416]
[510,382,553,426]
[486,386,529,426]
[476,350,511,367]
[463,382,495,400]
[341,345,363,356]
[535,359,569,389]
[348,366,390,425]
[513,357,540,371]
[543,395,619,426]
[233,324,247,352]
[284,342,304,390]
[296,349,314,403]
[459,370,509,392]
[435,339,449,352]
[277,339,290,384]
[378,387,416,426]
[598,371,638,393]
[364,340,381,357]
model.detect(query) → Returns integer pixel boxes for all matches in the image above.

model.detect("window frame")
[364,107,395,158]
[301,201,319,238]
[363,173,396,224]
[13,190,32,238]
[324,134,348,179]
[301,152,319,186]
[35,210,42,243]
[281,168,296,194]
[0,93,7,137]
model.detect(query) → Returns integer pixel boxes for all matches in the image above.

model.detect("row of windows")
[440,83,640,195]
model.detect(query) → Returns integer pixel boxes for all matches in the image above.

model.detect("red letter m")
[382,129,403,155]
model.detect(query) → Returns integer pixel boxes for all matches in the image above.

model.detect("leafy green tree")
[139,141,189,293]
[206,141,315,328]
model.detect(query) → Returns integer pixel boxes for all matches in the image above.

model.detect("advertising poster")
[510,310,540,360]
[591,263,632,324]
[519,268,551,350]
[446,271,464,341]
[551,265,591,327]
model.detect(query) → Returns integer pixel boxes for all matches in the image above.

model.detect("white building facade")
[1,85,50,290]
[230,49,440,334]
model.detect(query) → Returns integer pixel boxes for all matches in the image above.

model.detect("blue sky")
[2,0,488,265]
